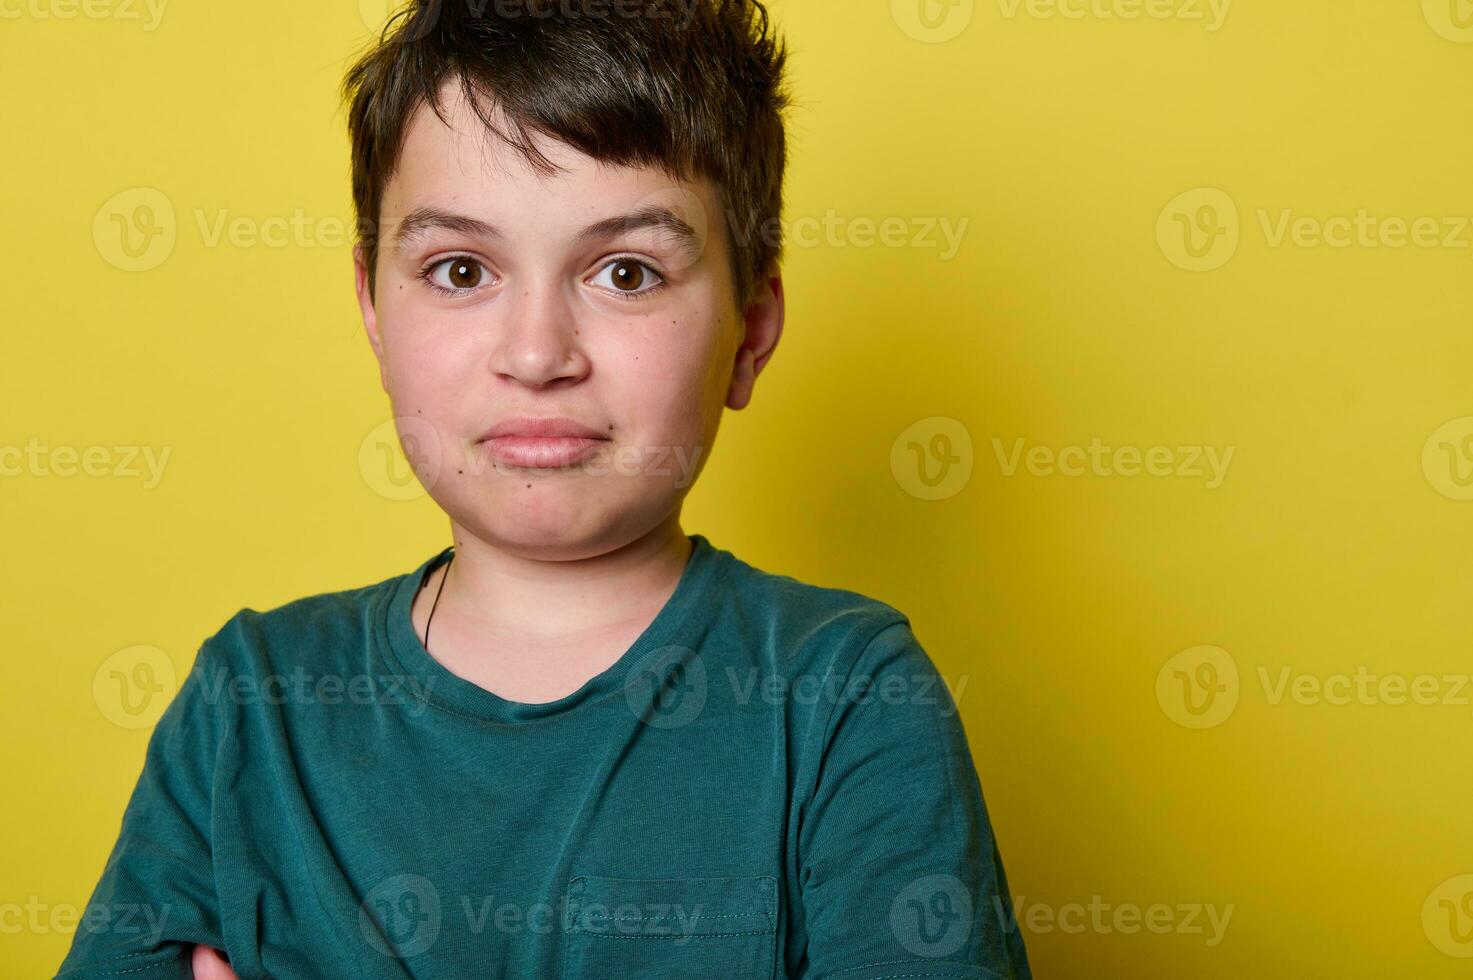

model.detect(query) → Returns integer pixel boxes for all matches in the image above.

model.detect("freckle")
[606,424,613,432]
[525,483,532,488]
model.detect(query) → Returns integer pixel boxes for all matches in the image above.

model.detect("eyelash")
[416,255,668,302]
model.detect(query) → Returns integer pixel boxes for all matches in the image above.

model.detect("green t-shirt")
[57,534,1031,979]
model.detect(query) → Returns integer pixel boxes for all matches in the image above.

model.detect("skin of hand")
[189,944,238,979]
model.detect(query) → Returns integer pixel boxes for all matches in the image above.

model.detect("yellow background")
[3,0,1472,975]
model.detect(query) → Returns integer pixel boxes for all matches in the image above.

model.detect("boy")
[57,1,1031,977]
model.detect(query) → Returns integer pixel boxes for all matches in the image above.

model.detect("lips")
[478,416,610,469]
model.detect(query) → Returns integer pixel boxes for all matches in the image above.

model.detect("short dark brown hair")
[342,0,792,312]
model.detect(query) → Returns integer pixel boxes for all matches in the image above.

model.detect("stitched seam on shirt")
[568,928,774,938]
[926,669,1019,978]
[581,912,766,921]
[60,963,184,978]
[201,634,231,958]
[829,959,1005,980]
[802,616,913,817]
[826,958,925,975]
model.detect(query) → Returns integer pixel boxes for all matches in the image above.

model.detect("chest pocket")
[561,874,778,980]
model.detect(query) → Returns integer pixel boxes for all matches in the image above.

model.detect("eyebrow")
[390,204,703,259]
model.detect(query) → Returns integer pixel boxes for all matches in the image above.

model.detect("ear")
[354,243,390,394]
[726,269,785,411]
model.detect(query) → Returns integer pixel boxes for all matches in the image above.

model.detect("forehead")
[383,81,722,243]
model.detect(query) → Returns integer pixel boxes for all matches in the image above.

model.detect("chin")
[452,491,673,562]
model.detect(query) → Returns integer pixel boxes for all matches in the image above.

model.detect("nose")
[487,278,591,389]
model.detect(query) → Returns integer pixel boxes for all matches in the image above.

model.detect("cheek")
[377,304,467,402]
[613,322,719,432]
[383,361,468,467]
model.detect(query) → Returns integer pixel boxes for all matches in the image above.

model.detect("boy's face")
[355,82,782,558]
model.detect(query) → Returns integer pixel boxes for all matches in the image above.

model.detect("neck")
[414,516,693,652]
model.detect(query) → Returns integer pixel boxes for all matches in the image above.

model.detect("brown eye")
[611,261,644,291]
[593,257,663,297]
[448,260,480,288]
[427,257,485,291]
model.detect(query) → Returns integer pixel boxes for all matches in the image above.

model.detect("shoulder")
[195,563,409,681]
[709,548,968,781]
[710,543,922,684]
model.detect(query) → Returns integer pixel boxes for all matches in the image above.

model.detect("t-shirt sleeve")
[795,618,1031,980]
[55,640,231,979]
